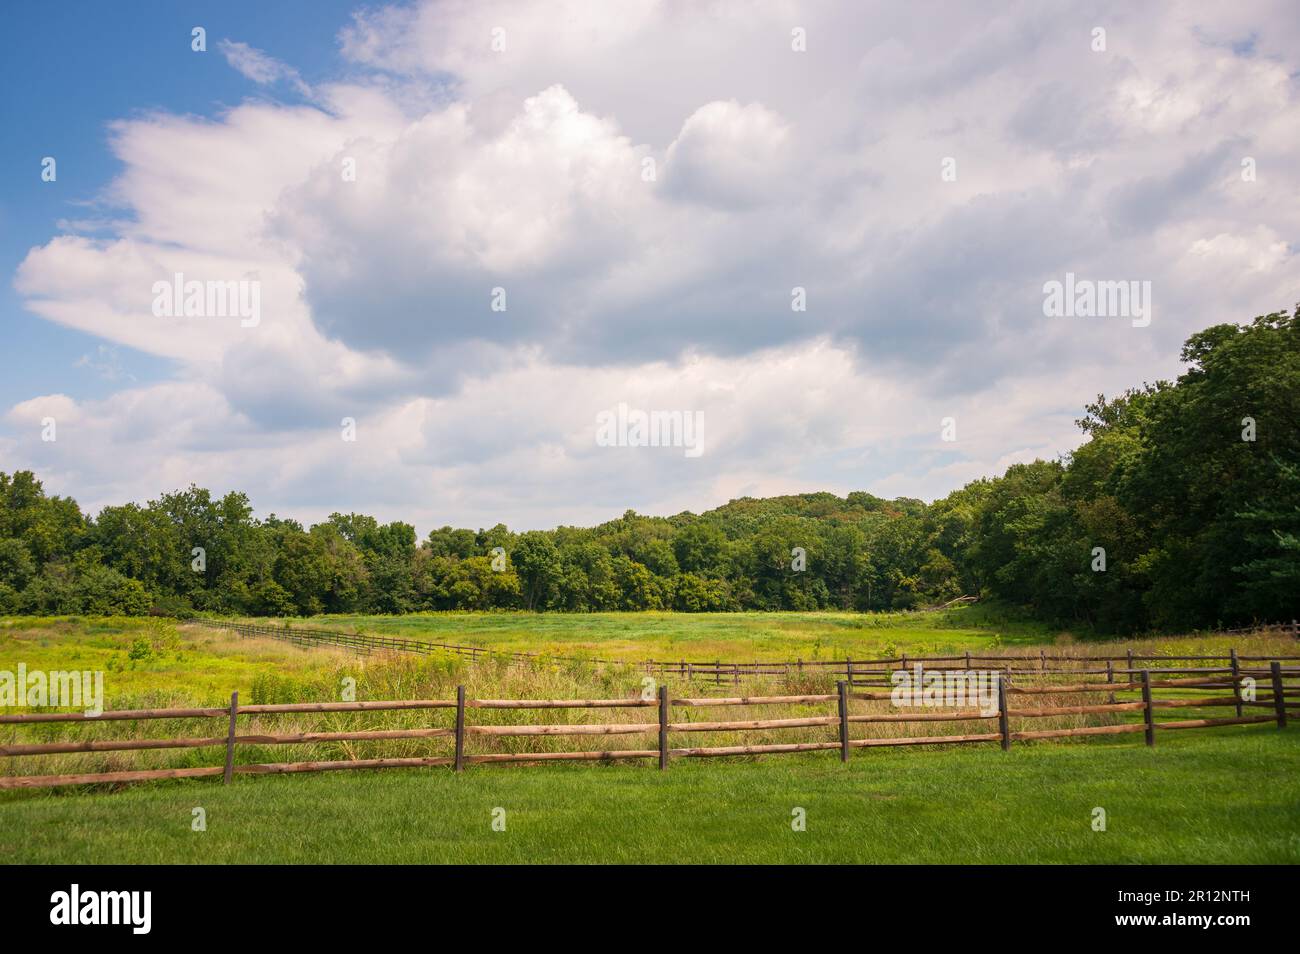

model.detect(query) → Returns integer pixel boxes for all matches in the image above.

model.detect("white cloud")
[218,40,311,95]
[7,0,1300,532]
[664,100,793,209]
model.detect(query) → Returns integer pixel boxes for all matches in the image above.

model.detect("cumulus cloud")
[6,0,1300,531]
[663,101,793,209]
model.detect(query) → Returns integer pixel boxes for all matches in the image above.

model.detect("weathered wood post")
[1106,659,1114,683]
[454,685,466,771]
[658,685,670,770]
[1231,649,1243,717]
[1141,670,1155,747]
[1127,648,1135,676]
[837,680,850,763]
[1272,661,1287,729]
[223,691,238,785]
[997,672,1011,751]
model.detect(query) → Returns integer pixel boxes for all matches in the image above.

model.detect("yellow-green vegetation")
[0,616,358,708]
[269,608,1024,661]
[238,603,1299,665]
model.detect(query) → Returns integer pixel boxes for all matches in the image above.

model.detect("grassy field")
[225,604,1297,664]
[2,612,1297,865]
[1,611,1291,714]
[0,616,360,707]
[233,607,1043,662]
[1,729,1296,863]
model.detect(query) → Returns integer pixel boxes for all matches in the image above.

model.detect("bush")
[149,593,195,619]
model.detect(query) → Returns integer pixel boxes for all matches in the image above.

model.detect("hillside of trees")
[1,309,1296,633]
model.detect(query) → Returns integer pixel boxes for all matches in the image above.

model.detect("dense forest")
[1,310,1296,633]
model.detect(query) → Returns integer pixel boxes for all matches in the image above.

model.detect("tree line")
[1,309,1295,632]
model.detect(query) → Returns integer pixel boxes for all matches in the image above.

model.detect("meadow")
[221,603,1297,664]
[1,611,1297,864]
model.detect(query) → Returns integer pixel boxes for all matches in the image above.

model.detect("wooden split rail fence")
[196,618,1300,686]
[2,662,1296,789]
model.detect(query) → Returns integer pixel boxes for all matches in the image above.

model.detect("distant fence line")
[192,618,1300,686]
[1,662,1295,789]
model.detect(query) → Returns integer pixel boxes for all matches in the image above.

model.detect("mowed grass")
[1,729,1297,864]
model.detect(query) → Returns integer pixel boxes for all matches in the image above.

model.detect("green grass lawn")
[2,728,1296,864]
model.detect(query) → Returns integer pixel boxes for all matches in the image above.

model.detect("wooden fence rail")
[2,661,1296,790]
[194,618,1300,685]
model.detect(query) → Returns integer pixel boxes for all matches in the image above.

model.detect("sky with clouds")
[1,0,1297,534]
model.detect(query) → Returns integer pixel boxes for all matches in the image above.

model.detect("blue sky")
[1,1,1297,533]
[0,0,355,405]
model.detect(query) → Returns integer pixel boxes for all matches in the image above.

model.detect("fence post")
[1040,649,1046,671]
[1231,649,1243,717]
[454,685,466,772]
[1141,670,1155,747]
[837,680,850,763]
[1272,661,1288,729]
[965,650,971,669]
[1106,659,1114,684]
[656,684,670,770]
[1127,649,1135,676]
[223,691,238,785]
[997,672,1011,751]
